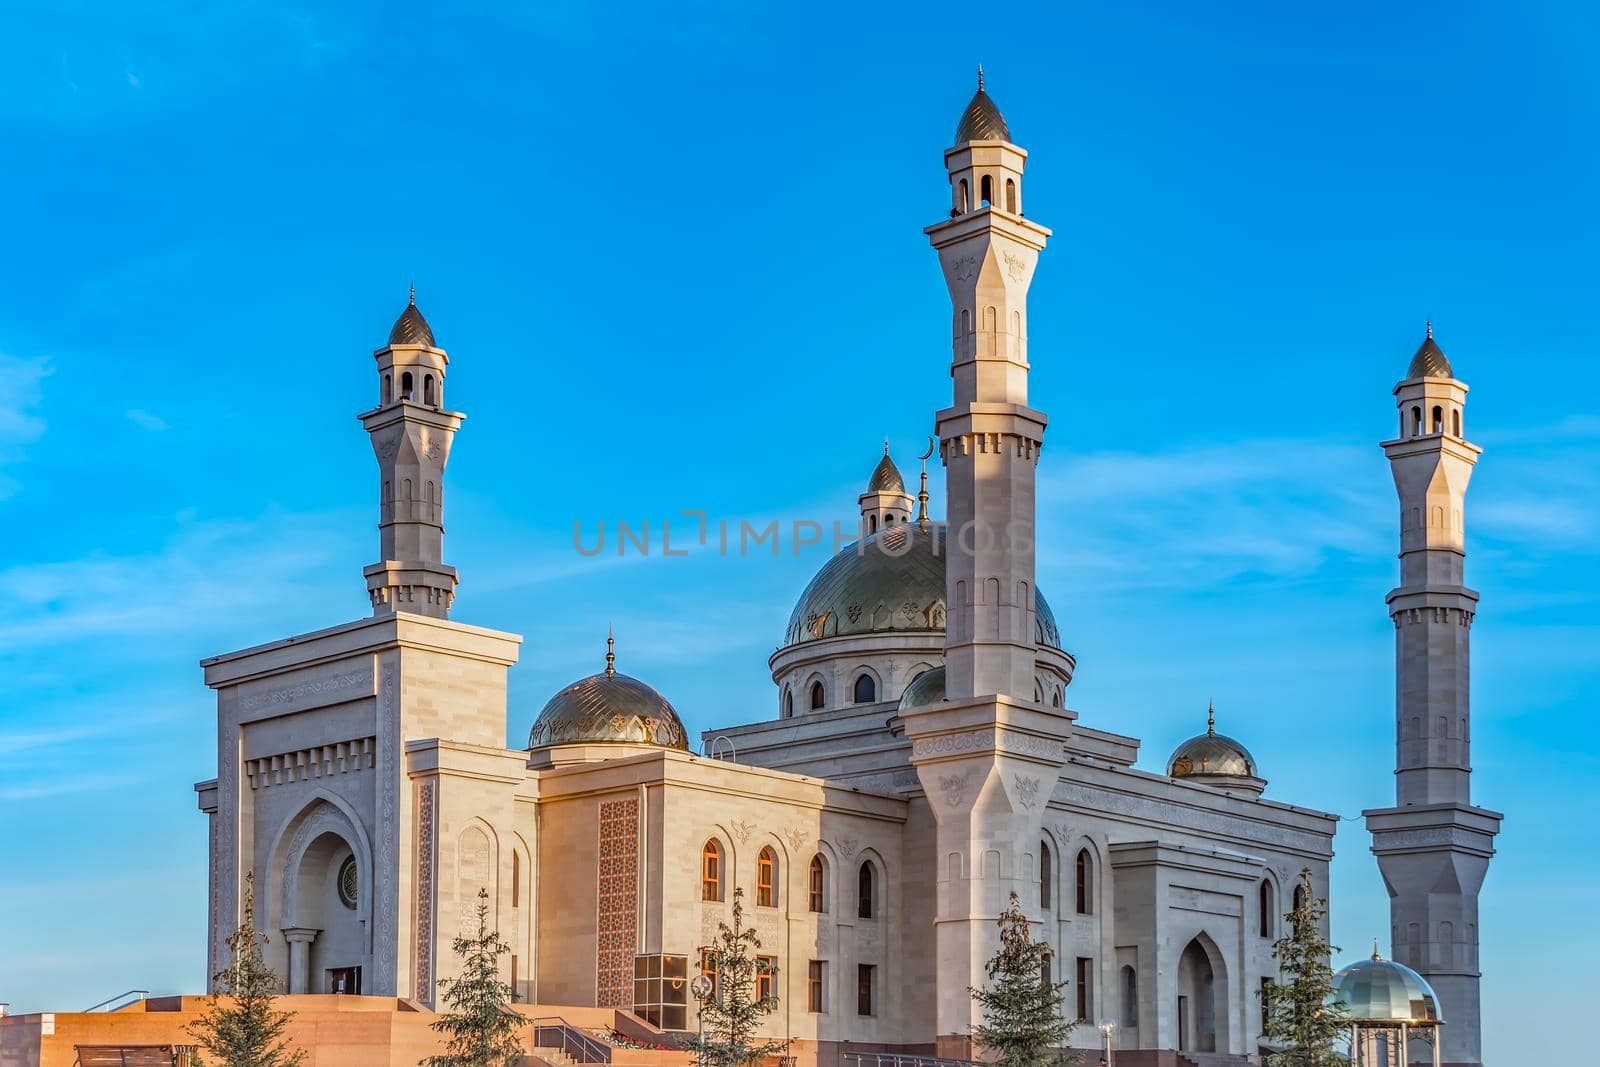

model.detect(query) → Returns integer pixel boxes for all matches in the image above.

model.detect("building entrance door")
[1177,995,1189,1051]
[327,966,361,994]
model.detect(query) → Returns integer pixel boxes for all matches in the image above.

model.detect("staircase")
[1177,1053,1257,1067]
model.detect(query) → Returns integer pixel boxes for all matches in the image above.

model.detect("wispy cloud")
[125,408,168,431]
[0,772,148,803]
[0,353,50,498]
[0,507,363,649]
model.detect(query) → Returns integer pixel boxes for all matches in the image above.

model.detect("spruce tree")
[423,888,526,1067]
[1262,867,1349,1067]
[188,870,306,1067]
[684,888,786,1067]
[970,891,1076,1067]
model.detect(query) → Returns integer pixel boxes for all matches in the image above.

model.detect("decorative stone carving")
[1013,773,1041,811]
[729,819,755,845]
[375,664,398,988]
[457,826,491,935]
[414,781,436,1001]
[838,837,861,861]
[938,768,975,807]
[238,669,370,714]
[784,826,810,854]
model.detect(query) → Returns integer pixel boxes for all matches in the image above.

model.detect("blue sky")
[0,1,1595,1057]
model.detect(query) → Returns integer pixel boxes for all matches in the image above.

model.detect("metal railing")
[82,990,150,1013]
[530,1017,613,1064]
[842,1054,986,1067]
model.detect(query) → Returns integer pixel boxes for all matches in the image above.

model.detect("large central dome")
[783,522,1062,650]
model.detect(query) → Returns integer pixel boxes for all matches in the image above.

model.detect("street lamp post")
[1096,1021,1115,1067]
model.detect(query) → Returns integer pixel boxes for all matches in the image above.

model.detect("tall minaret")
[358,289,464,618]
[1365,325,1502,1067]
[929,67,1050,702]
[899,73,1072,1059]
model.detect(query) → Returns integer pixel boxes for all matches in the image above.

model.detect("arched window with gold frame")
[702,839,724,902]
[808,854,826,913]
[757,846,778,907]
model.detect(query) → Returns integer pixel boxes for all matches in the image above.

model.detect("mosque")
[188,76,1498,1066]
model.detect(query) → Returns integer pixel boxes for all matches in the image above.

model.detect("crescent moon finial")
[919,436,936,462]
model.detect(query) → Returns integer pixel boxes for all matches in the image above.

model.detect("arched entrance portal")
[1177,936,1223,1053]
[272,796,373,995]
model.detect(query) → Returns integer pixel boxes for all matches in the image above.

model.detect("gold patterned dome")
[1330,948,1445,1025]
[783,522,1062,650]
[388,287,437,348]
[527,634,689,751]
[1167,702,1259,782]
[1406,321,1453,379]
[867,447,907,494]
[954,67,1011,144]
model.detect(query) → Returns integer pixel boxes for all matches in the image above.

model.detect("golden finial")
[917,436,934,527]
[884,436,891,456]
[408,283,416,307]
[1372,938,1382,961]
[1426,318,1433,340]
[604,624,616,677]
[977,64,985,91]
[1207,699,1216,737]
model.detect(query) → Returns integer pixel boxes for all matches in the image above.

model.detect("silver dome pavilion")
[527,634,688,751]
[1167,702,1264,793]
[1331,948,1445,1026]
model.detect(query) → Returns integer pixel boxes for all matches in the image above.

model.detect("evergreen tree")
[1262,868,1349,1067]
[423,888,526,1067]
[188,870,306,1067]
[684,888,786,1067]
[970,891,1077,1067]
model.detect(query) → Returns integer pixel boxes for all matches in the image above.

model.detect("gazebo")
[1329,944,1446,1066]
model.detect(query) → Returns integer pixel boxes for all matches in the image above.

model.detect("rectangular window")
[757,955,777,1004]
[1076,957,1093,1020]
[807,960,826,1013]
[510,955,518,1002]
[857,964,875,1016]
[699,949,720,1000]
[808,859,825,913]
[632,953,688,1030]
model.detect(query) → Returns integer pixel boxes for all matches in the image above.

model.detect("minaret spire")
[1207,699,1215,736]
[359,289,462,618]
[604,624,616,676]
[1365,327,1501,1067]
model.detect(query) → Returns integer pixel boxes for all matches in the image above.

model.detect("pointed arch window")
[1292,881,1308,913]
[1005,178,1017,213]
[810,681,825,710]
[702,839,724,901]
[1075,849,1093,914]
[401,371,414,401]
[1040,839,1053,909]
[980,175,993,206]
[853,673,876,704]
[756,846,778,907]
[808,854,826,912]
[424,374,435,405]
[783,689,794,718]
[958,178,969,214]
[1259,879,1274,938]
[857,861,876,919]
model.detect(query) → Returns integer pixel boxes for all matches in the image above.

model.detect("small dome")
[389,288,437,348]
[528,641,689,751]
[867,449,907,494]
[898,666,946,711]
[1330,950,1444,1025]
[954,70,1011,144]
[784,522,1062,650]
[1168,703,1258,781]
[1407,322,1453,379]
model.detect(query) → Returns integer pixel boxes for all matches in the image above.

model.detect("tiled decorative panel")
[414,780,436,1000]
[596,797,640,1006]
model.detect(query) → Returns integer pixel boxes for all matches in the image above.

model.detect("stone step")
[1177,1053,1256,1067]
